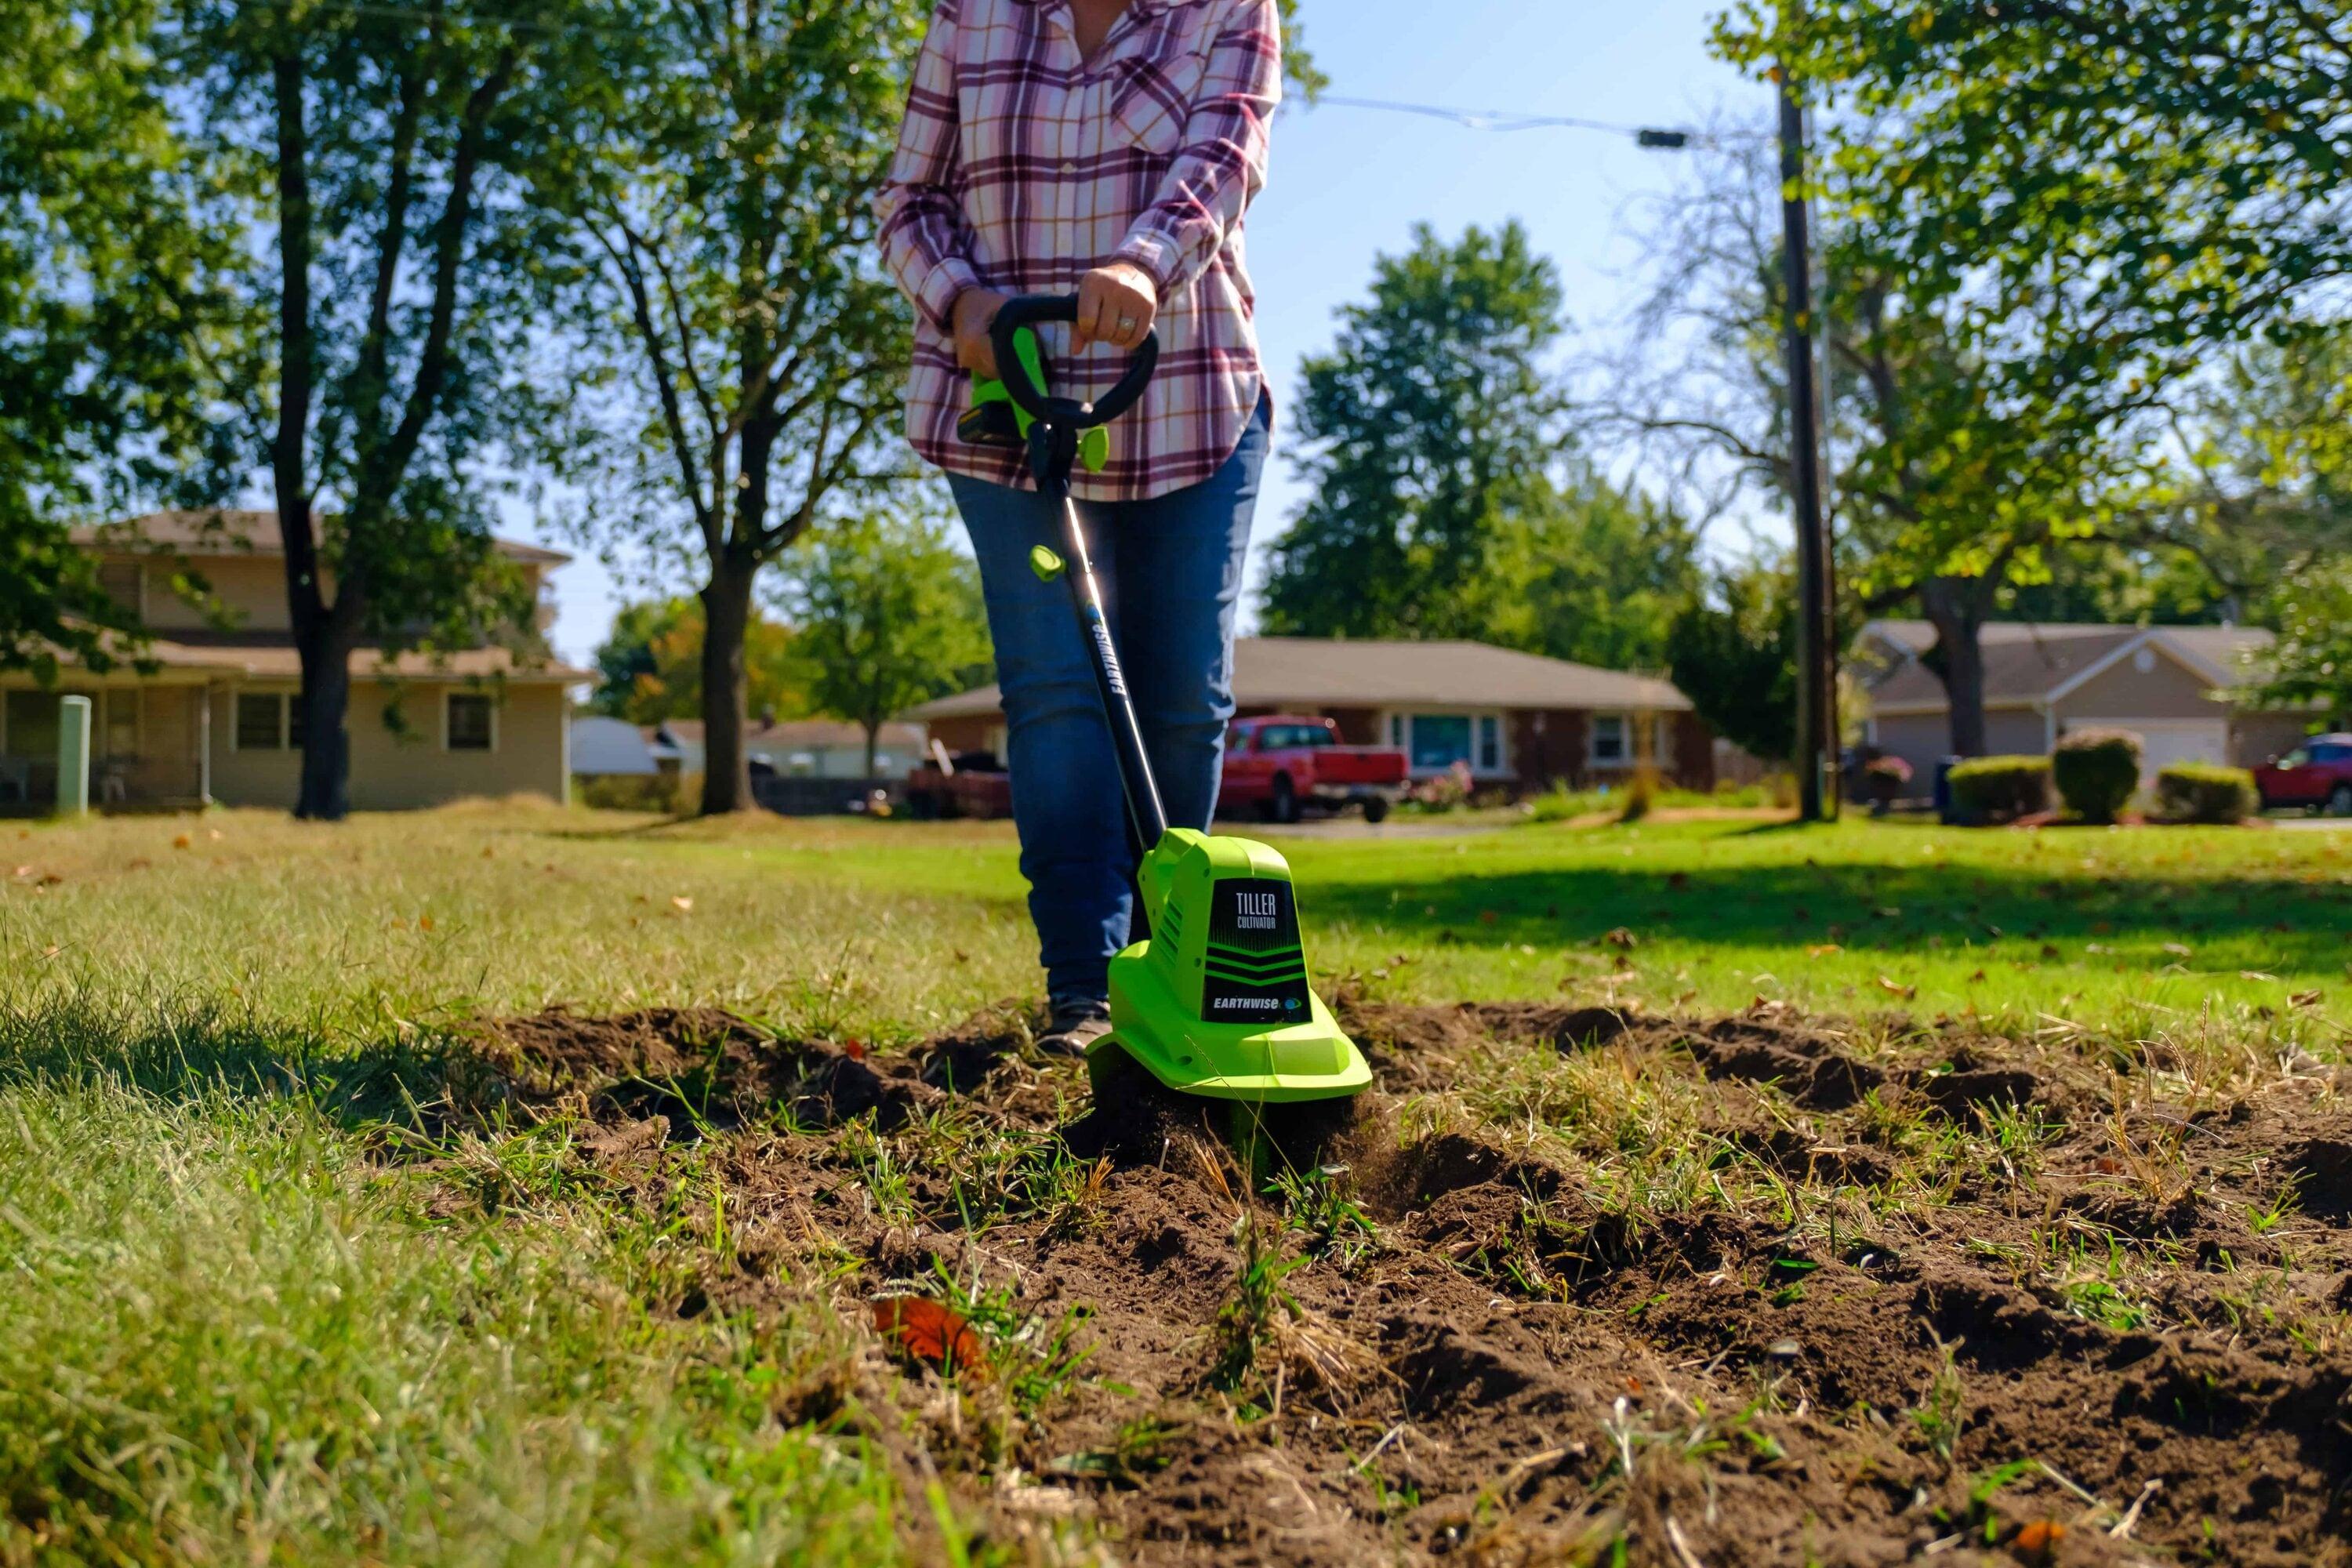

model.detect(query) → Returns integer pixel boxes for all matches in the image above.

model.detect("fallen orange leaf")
[172,833,192,850]
[670,895,694,913]
[1808,942,1842,957]
[1875,975,1918,1000]
[2014,1519,2065,1561]
[870,1297,986,1379]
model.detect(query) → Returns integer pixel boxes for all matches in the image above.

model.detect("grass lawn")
[2,804,2347,1564]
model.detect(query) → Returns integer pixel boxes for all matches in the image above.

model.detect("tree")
[1606,132,2159,756]
[779,510,989,779]
[1261,222,1570,641]
[1477,473,1699,672]
[2,0,244,677]
[1715,2,2352,379]
[543,0,923,816]
[590,597,809,725]
[1667,557,1800,765]
[178,0,589,818]
[1707,3,2352,749]
[2160,328,2352,606]
[2254,561,2352,729]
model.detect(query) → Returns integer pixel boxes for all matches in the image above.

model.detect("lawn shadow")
[0,1000,479,1129]
[1308,850,2347,975]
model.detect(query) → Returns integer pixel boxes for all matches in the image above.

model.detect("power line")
[1313,93,1755,149]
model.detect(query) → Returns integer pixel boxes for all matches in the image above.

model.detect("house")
[0,511,590,812]
[646,717,930,781]
[911,636,1711,792]
[569,714,660,779]
[1859,619,2302,784]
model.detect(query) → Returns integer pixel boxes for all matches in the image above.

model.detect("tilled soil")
[458,1000,2352,1567]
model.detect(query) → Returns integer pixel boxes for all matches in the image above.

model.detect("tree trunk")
[699,551,757,814]
[270,51,358,822]
[293,619,357,819]
[862,721,880,782]
[1920,576,1990,759]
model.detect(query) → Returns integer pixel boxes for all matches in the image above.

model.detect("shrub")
[2053,728,2143,823]
[2155,763,2259,825]
[1947,755,2053,825]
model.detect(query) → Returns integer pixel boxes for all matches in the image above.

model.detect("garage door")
[2082,718,2230,785]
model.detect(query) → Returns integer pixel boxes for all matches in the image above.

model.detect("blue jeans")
[947,400,1268,1008]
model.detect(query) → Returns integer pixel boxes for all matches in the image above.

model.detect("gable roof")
[1865,622,2274,713]
[911,636,1691,720]
[76,510,571,566]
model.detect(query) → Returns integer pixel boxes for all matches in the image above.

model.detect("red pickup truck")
[1218,715,1409,824]
[2256,733,2352,815]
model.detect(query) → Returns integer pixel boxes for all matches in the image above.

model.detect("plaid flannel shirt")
[876,0,1279,502]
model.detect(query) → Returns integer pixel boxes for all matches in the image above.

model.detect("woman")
[877,0,1281,1052]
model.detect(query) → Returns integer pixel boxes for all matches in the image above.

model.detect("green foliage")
[0,0,246,677]
[2252,558,2352,724]
[1263,223,1697,663]
[1261,219,1559,639]
[1715,2,2352,368]
[2053,729,2144,825]
[2155,764,2259,827]
[1668,557,1798,764]
[591,597,811,724]
[779,510,991,773]
[1946,757,2052,826]
[1271,0,1326,100]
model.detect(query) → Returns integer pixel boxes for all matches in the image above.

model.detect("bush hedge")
[2155,763,2259,825]
[1947,755,2053,824]
[2053,728,2144,823]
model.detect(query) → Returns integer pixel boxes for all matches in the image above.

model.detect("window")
[234,692,291,751]
[446,692,495,752]
[2314,743,2348,764]
[1408,714,1472,771]
[1388,714,1404,747]
[1477,715,1501,773]
[1261,724,1332,750]
[1591,714,1628,765]
[2281,748,2312,768]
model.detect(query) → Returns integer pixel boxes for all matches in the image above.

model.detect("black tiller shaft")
[1030,445,1170,851]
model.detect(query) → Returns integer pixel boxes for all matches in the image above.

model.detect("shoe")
[1037,1000,1112,1058]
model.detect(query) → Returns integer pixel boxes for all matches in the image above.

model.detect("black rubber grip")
[989,294,1160,427]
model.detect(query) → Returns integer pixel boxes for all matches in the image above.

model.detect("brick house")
[912,636,1712,793]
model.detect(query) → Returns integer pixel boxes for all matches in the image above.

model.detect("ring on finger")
[1116,315,1138,335]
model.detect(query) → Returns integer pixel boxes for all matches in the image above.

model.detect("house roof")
[77,510,572,566]
[100,633,590,684]
[1865,622,2274,713]
[909,636,1691,720]
[652,717,930,752]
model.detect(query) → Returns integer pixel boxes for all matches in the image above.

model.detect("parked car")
[2256,734,2352,815]
[1217,715,1408,824]
[903,751,1014,819]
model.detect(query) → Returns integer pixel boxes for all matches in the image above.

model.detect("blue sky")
[528,0,1761,663]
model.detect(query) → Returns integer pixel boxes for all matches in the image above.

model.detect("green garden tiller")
[962,294,1371,1154]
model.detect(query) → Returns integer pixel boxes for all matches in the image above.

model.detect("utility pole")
[1777,26,1839,823]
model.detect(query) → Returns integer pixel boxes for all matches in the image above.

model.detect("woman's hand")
[1073,263,1158,353]
[951,286,1011,380]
